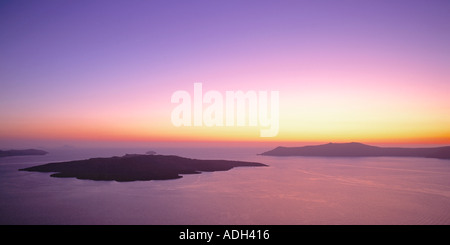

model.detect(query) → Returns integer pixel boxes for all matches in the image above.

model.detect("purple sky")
[1,0,449,147]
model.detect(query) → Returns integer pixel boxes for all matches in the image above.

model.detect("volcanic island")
[20,154,267,182]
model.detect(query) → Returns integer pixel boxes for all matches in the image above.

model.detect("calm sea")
[1,146,450,225]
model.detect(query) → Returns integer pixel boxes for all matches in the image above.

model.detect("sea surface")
[1,146,450,225]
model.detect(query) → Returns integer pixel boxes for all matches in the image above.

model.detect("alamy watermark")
[171,83,279,137]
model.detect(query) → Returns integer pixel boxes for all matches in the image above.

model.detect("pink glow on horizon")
[1,1,449,147]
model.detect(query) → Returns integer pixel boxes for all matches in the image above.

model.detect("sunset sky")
[1,0,449,148]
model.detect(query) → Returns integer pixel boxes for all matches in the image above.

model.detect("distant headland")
[20,154,267,182]
[0,149,48,158]
[260,142,450,159]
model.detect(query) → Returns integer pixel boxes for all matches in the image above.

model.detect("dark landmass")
[19,154,267,182]
[0,149,48,158]
[260,142,450,159]
[146,150,157,155]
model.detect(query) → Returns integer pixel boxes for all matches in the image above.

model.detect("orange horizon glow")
[1,1,449,148]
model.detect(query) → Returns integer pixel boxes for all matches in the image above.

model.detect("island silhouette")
[20,154,267,182]
[260,142,450,159]
[0,149,48,158]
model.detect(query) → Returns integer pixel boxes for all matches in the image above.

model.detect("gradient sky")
[1,0,449,147]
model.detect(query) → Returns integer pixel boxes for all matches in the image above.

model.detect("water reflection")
[1,148,450,224]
